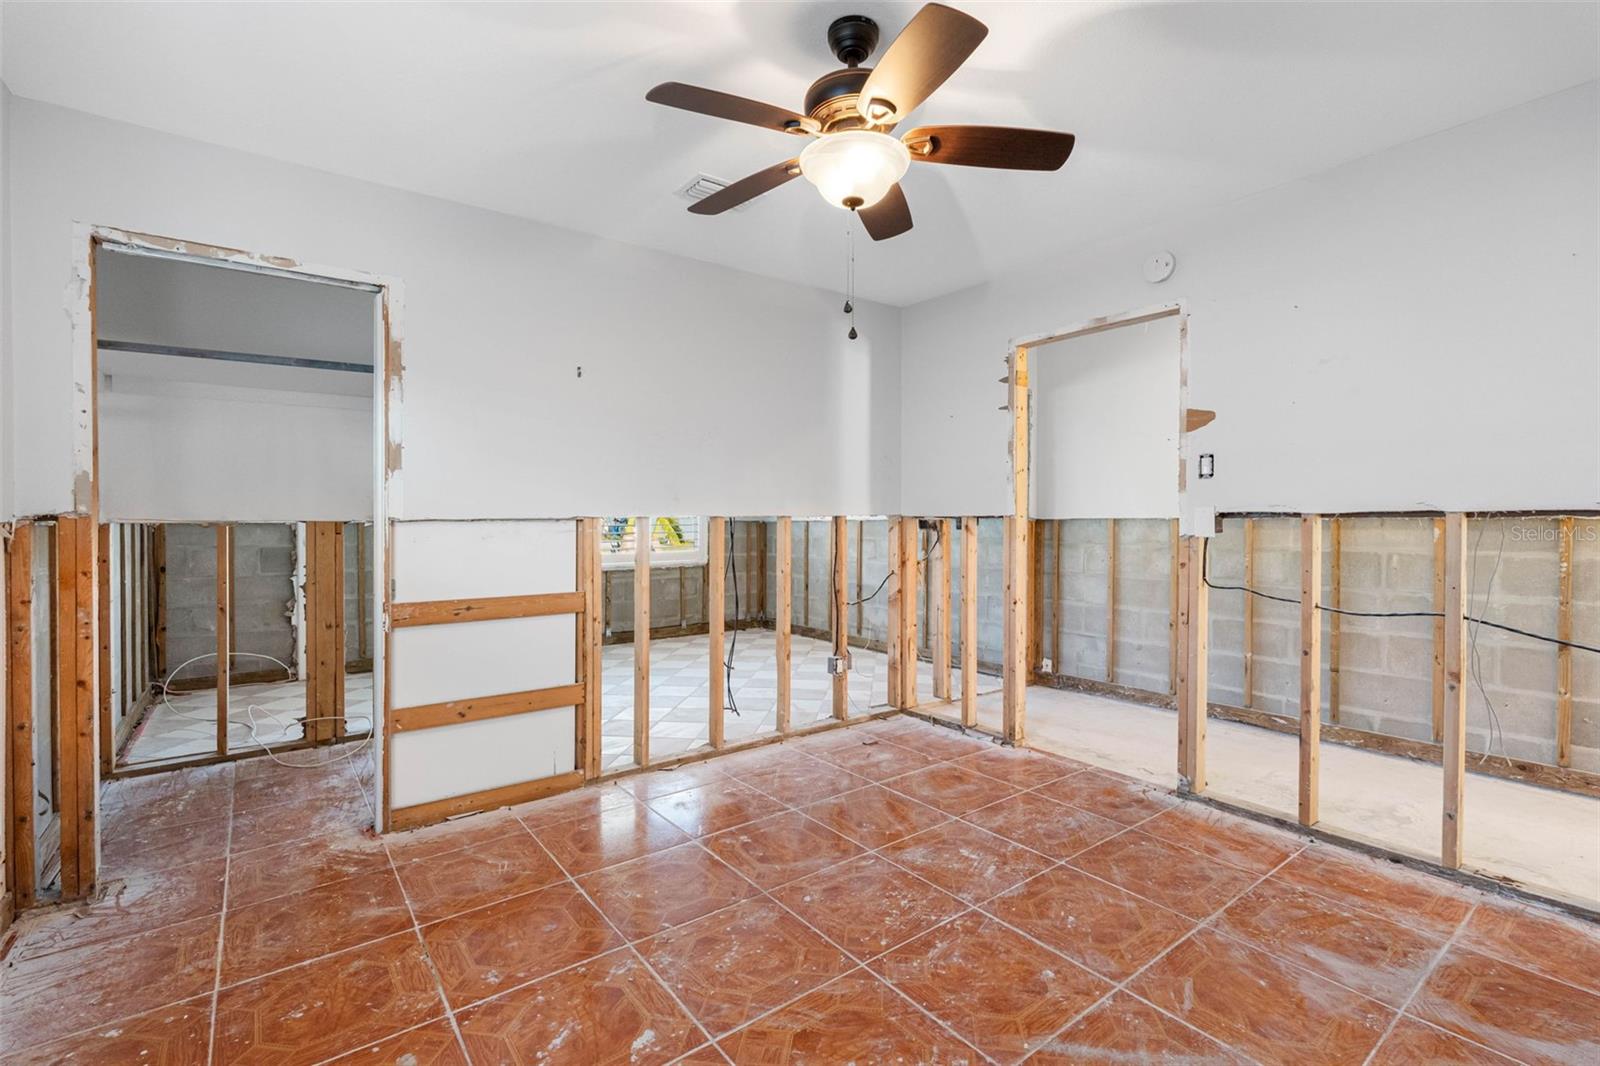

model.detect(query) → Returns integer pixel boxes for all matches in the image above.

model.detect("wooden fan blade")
[858,4,988,125]
[902,125,1076,170]
[646,82,811,134]
[688,159,801,215]
[858,183,912,241]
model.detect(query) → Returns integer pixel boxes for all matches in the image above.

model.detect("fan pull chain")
[843,224,859,340]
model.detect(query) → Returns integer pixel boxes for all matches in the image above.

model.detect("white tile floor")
[120,673,375,765]
[598,630,1001,771]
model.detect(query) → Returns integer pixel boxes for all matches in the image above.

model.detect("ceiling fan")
[645,3,1075,241]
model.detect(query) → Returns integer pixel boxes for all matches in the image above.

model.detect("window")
[599,516,707,570]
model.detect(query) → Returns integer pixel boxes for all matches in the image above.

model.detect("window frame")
[599,515,709,571]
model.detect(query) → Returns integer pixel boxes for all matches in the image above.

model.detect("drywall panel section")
[900,83,1600,517]
[391,617,575,707]
[388,519,578,810]
[1032,316,1181,519]
[7,99,902,522]
[389,709,574,809]
[98,387,372,522]
[393,520,575,601]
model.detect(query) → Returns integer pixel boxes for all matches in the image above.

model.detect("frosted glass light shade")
[798,130,911,210]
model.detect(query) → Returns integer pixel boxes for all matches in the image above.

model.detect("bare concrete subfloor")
[922,684,1600,909]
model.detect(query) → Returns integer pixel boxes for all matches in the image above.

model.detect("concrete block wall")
[1039,514,1600,773]
[602,517,763,638]
[163,522,295,679]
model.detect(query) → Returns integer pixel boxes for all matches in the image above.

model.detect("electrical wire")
[1199,539,1599,654]
[1466,519,1509,764]
[849,523,943,607]
[146,651,373,768]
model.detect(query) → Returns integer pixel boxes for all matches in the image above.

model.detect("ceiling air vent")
[677,173,741,208]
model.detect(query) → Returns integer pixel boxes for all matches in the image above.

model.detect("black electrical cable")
[1199,537,1600,654]
[848,524,943,607]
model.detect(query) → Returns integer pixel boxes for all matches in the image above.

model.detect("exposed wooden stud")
[831,516,849,720]
[390,591,584,626]
[1004,343,1030,741]
[633,516,651,767]
[1168,518,1180,694]
[1028,519,1044,674]
[304,522,345,744]
[355,523,369,664]
[708,516,727,748]
[886,518,905,708]
[755,520,768,622]
[6,525,37,909]
[1242,518,1256,708]
[1432,517,1446,743]
[1106,518,1118,683]
[228,526,238,672]
[96,524,113,776]
[1556,516,1574,768]
[853,519,864,636]
[1049,519,1062,675]
[215,523,231,757]
[153,524,167,677]
[579,518,602,779]
[901,518,921,707]
[1442,513,1468,868]
[1177,536,1209,792]
[1299,515,1323,827]
[1003,514,1029,742]
[802,521,812,630]
[54,516,97,899]
[776,517,793,732]
[932,519,952,701]
[962,517,979,726]
[1329,517,1342,723]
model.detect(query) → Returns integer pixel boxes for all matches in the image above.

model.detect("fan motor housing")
[805,68,872,131]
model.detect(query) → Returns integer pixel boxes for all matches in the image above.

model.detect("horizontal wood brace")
[392,682,584,733]
[391,591,582,627]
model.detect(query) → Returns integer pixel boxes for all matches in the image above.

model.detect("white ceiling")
[5,1,1596,306]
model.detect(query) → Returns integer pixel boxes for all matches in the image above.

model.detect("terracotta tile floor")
[3,715,1598,1064]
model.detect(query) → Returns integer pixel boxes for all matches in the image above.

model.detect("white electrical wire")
[149,651,373,769]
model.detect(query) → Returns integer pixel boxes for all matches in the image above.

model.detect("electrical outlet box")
[1198,453,1215,479]
[1041,656,1053,673]
[827,655,850,676]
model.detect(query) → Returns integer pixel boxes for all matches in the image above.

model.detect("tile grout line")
[679,834,1001,1065]
[377,824,474,1064]
[203,766,239,1066]
[1005,843,1314,1066]
[1357,903,1498,1066]
[522,830,735,1065]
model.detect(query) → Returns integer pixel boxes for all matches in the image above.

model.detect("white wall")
[6,98,902,522]
[1032,315,1180,520]
[901,83,1600,519]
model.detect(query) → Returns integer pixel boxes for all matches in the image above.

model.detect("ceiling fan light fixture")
[797,130,910,210]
